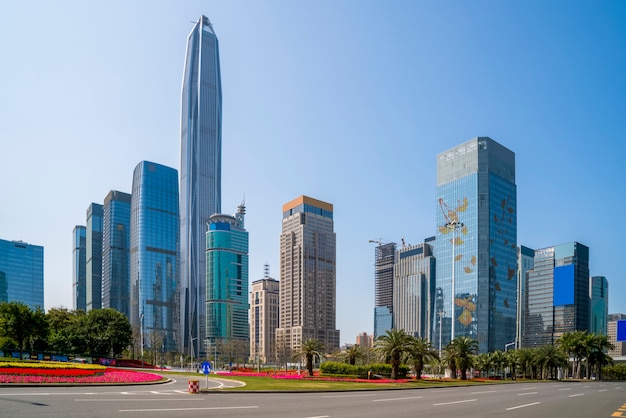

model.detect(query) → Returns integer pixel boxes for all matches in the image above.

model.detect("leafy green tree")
[46,307,86,354]
[448,336,479,380]
[404,337,438,379]
[375,329,413,380]
[293,338,325,376]
[84,308,132,357]
[0,302,48,358]
[473,352,492,378]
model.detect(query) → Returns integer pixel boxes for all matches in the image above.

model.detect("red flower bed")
[0,367,99,377]
[0,368,163,384]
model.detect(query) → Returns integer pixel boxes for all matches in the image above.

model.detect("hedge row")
[320,362,409,378]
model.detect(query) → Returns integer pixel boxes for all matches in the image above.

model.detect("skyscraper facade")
[72,226,87,311]
[276,196,340,354]
[590,276,608,336]
[435,137,517,353]
[522,242,590,348]
[206,205,249,349]
[373,242,396,338]
[102,190,131,317]
[250,265,279,364]
[130,161,180,352]
[515,245,534,348]
[0,238,44,309]
[393,241,436,339]
[86,203,103,311]
[179,14,222,357]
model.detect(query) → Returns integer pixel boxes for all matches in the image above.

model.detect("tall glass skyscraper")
[373,242,396,339]
[393,241,436,340]
[102,190,131,317]
[179,15,222,357]
[206,204,249,347]
[522,242,591,347]
[590,276,608,336]
[86,203,103,311]
[0,238,44,309]
[130,161,180,352]
[436,137,517,353]
[72,226,87,311]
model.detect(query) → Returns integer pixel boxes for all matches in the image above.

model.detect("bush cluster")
[320,362,409,379]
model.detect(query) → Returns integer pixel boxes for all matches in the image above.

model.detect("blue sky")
[1,1,625,345]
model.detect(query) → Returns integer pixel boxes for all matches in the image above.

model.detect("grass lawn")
[164,372,517,391]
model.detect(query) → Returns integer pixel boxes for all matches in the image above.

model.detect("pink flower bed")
[0,368,163,384]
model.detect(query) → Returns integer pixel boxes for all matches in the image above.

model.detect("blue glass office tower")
[102,190,131,317]
[590,276,608,336]
[0,238,44,309]
[180,15,222,357]
[522,242,590,347]
[130,161,179,352]
[206,204,249,345]
[86,203,103,311]
[436,137,517,353]
[72,226,87,311]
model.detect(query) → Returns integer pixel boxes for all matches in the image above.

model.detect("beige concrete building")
[276,196,340,358]
[608,314,626,358]
[249,265,280,364]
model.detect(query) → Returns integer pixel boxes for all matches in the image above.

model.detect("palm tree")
[344,344,363,366]
[558,330,590,379]
[449,336,479,380]
[536,344,568,380]
[473,353,492,378]
[441,344,458,379]
[375,329,413,380]
[516,348,534,379]
[490,350,506,378]
[404,337,438,380]
[293,338,325,376]
[587,334,614,380]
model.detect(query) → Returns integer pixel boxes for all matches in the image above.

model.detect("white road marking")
[119,406,259,412]
[323,394,374,398]
[599,389,608,392]
[76,398,205,402]
[373,396,423,402]
[517,392,538,396]
[433,399,477,406]
[471,390,497,394]
[569,394,585,397]
[558,388,571,391]
[506,402,541,410]
[305,416,330,418]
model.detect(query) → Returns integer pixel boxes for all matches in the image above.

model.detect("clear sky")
[1,0,625,346]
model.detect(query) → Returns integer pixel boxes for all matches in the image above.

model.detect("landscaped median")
[0,360,165,384]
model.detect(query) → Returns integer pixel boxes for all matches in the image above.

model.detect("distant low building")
[608,313,626,358]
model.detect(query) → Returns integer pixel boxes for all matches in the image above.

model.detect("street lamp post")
[140,313,144,369]
[505,341,516,352]
[437,310,445,358]
[445,220,464,342]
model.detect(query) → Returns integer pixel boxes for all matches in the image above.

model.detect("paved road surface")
[0,378,624,417]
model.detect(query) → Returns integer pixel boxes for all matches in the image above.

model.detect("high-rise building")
[522,242,591,348]
[179,14,223,358]
[356,332,374,348]
[0,238,44,309]
[373,242,395,339]
[102,190,131,317]
[393,241,436,340]
[86,203,103,311]
[130,161,180,352]
[435,137,517,353]
[590,276,608,336]
[608,314,626,358]
[206,204,249,350]
[276,196,340,355]
[515,245,534,348]
[72,226,87,311]
[250,264,279,364]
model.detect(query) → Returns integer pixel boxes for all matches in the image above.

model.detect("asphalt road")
[0,377,624,417]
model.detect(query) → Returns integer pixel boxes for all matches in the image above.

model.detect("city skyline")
[1,2,625,345]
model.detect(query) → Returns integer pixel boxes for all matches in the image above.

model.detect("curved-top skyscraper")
[180,15,222,358]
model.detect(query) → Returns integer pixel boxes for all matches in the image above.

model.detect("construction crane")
[368,239,385,246]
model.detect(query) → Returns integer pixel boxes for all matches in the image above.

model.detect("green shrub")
[320,362,409,379]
